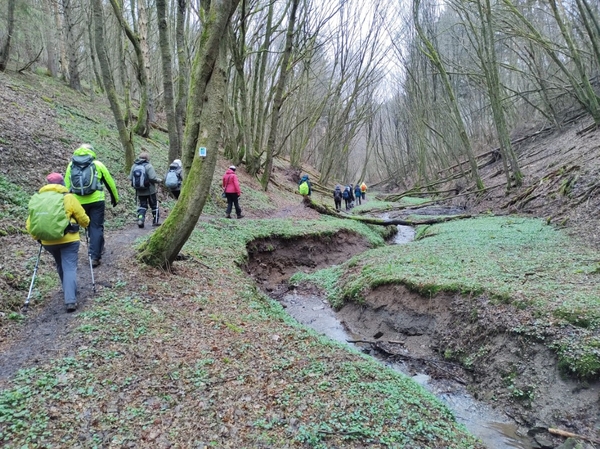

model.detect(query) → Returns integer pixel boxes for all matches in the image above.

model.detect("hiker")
[222,165,244,219]
[27,173,90,312]
[360,181,367,200]
[354,183,362,206]
[164,159,183,199]
[348,184,355,208]
[343,185,351,210]
[130,151,161,228]
[65,144,119,268]
[333,185,343,211]
[298,174,312,197]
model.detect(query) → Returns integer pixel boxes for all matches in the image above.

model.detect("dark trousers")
[334,199,341,210]
[138,193,159,224]
[82,201,105,261]
[44,241,79,305]
[225,192,242,216]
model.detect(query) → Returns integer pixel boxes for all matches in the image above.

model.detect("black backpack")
[131,162,150,190]
[70,155,100,196]
[334,189,342,200]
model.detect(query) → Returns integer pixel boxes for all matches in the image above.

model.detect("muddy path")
[246,230,600,448]
[0,224,147,385]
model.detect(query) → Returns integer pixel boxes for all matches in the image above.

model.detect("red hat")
[46,172,64,185]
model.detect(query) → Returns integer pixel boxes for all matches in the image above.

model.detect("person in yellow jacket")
[27,173,90,312]
[65,144,119,268]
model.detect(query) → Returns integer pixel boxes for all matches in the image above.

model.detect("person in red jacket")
[222,165,244,219]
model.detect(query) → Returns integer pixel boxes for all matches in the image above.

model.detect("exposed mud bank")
[246,231,600,448]
[245,230,372,290]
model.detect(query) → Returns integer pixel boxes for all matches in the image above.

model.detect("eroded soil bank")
[246,230,600,449]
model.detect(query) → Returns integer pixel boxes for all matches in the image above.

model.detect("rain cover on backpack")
[131,162,149,189]
[28,191,70,241]
[299,181,309,195]
[165,167,180,190]
[70,155,100,195]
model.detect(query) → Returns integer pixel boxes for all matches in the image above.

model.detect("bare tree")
[91,0,135,170]
[61,0,84,90]
[109,0,151,137]
[260,0,300,190]
[157,0,180,161]
[140,0,241,268]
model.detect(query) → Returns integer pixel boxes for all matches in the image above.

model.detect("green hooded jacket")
[65,146,119,206]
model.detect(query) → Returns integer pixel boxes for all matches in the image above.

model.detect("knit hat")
[229,165,236,171]
[46,172,64,185]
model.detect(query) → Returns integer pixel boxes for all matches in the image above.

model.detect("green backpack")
[28,191,70,241]
[299,181,309,195]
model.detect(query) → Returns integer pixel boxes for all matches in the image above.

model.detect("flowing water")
[276,225,534,448]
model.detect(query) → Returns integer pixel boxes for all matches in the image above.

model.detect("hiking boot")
[138,219,144,228]
[92,259,101,268]
[66,302,77,313]
[152,221,160,227]
[237,214,244,219]
[225,214,232,219]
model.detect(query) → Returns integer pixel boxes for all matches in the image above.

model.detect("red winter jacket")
[222,169,241,195]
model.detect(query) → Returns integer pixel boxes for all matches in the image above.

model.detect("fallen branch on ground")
[302,196,472,226]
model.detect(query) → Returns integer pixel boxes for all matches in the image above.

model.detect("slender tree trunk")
[246,0,274,175]
[92,0,135,171]
[137,0,154,129]
[261,0,300,190]
[157,0,180,161]
[413,0,484,190]
[477,0,522,187]
[87,3,103,91]
[140,0,240,268]
[109,0,150,137]
[175,0,189,154]
[62,0,82,90]
[0,0,16,72]
[42,0,58,77]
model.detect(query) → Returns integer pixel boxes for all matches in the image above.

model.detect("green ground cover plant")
[300,215,600,378]
[0,218,483,448]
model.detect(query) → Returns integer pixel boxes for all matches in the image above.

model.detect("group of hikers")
[297,174,368,211]
[334,182,367,211]
[25,144,190,313]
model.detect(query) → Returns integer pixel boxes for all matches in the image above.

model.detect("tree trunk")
[260,0,300,191]
[175,0,189,156]
[181,0,240,175]
[108,0,150,137]
[62,0,82,90]
[42,0,58,77]
[157,0,180,162]
[139,1,239,268]
[477,0,522,187]
[413,0,484,191]
[92,0,135,170]
[0,0,16,72]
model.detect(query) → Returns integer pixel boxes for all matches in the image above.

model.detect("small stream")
[277,224,534,449]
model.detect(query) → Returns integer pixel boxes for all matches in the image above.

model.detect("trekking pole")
[85,229,96,294]
[23,243,43,312]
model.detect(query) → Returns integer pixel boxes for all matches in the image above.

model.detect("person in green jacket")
[65,144,119,268]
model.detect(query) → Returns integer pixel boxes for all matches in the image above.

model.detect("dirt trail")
[0,224,146,385]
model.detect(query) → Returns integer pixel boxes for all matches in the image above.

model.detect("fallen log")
[548,427,600,444]
[302,196,471,226]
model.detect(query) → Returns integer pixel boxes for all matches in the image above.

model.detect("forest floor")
[2,70,600,448]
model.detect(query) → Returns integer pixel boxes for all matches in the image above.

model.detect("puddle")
[279,289,533,449]
[276,224,534,449]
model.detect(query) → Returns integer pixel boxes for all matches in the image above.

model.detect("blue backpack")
[342,188,349,199]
